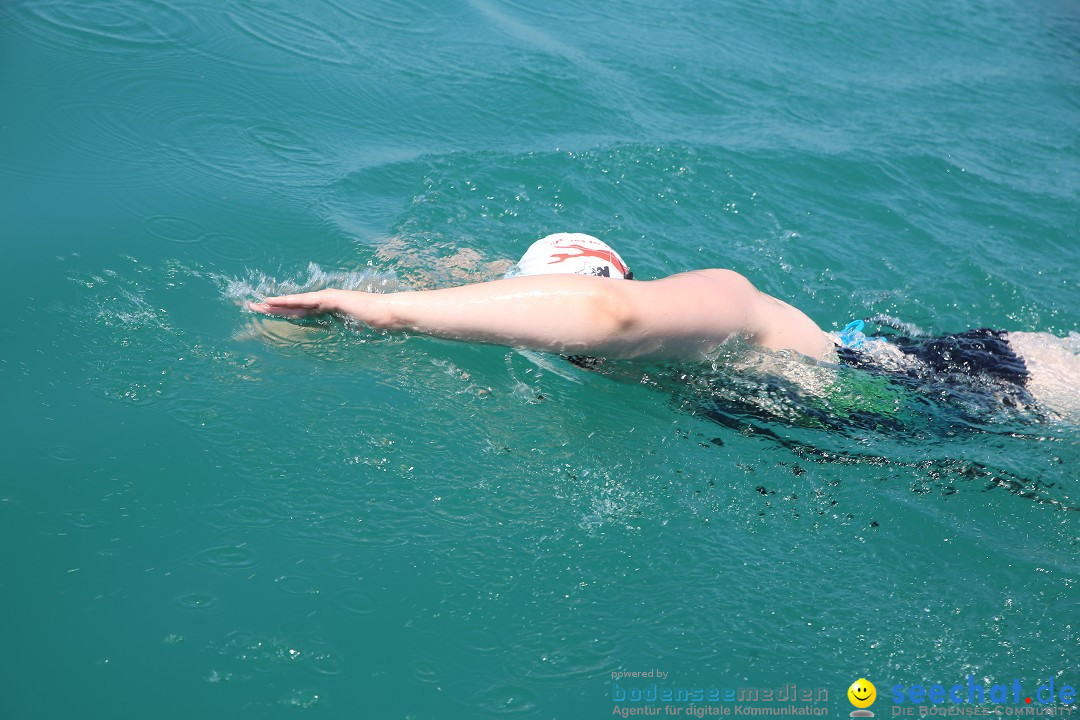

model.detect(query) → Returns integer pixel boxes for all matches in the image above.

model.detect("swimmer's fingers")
[246,290,341,318]
[244,304,314,318]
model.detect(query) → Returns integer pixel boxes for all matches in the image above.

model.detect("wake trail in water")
[580,343,1079,510]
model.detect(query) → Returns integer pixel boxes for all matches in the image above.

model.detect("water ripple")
[40,444,78,463]
[63,509,102,529]
[203,497,289,530]
[162,112,336,189]
[225,0,358,66]
[318,0,460,33]
[199,232,262,264]
[468,683,539,715]
[195,544,259,571]
[16,0,197,52]
[411,659,441,685]
[330,587,377,615]
[174,592,218,610]
[165,396,240,437]
[324,553,367,579]
[273,575,321,597]
[144,215,206,245]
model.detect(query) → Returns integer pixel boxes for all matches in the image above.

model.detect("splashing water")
[215,261,403,303]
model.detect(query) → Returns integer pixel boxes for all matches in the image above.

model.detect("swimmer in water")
[246,233,1080,419]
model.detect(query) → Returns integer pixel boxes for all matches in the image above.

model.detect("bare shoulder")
[611,268,760,357]
[669,267,750,282]
[650,268,831,360]
[681,268,750,281]
[664,268,759,295]
[649,268,754,291]
[647,268,760,305]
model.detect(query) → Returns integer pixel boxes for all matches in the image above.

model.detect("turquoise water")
[2,0,1078,717]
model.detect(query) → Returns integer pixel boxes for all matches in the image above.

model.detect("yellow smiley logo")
[848,678,877,708]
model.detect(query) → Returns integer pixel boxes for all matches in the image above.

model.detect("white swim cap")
[510,233,633,280]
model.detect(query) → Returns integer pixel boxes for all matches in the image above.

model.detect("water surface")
[1,0,1077,717]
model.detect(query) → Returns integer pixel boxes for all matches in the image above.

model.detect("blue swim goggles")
[838,319,889,350]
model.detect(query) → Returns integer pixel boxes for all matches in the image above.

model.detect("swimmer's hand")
[247,290,397,328]
[246,290,342,319]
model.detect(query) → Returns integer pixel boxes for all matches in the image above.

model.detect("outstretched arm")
[247,270,831,361]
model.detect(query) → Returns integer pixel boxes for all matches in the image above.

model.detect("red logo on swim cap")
[547,243,630,276]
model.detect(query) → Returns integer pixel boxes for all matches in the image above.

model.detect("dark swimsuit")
[836,328,1029,386]
[835,326,1036,415]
